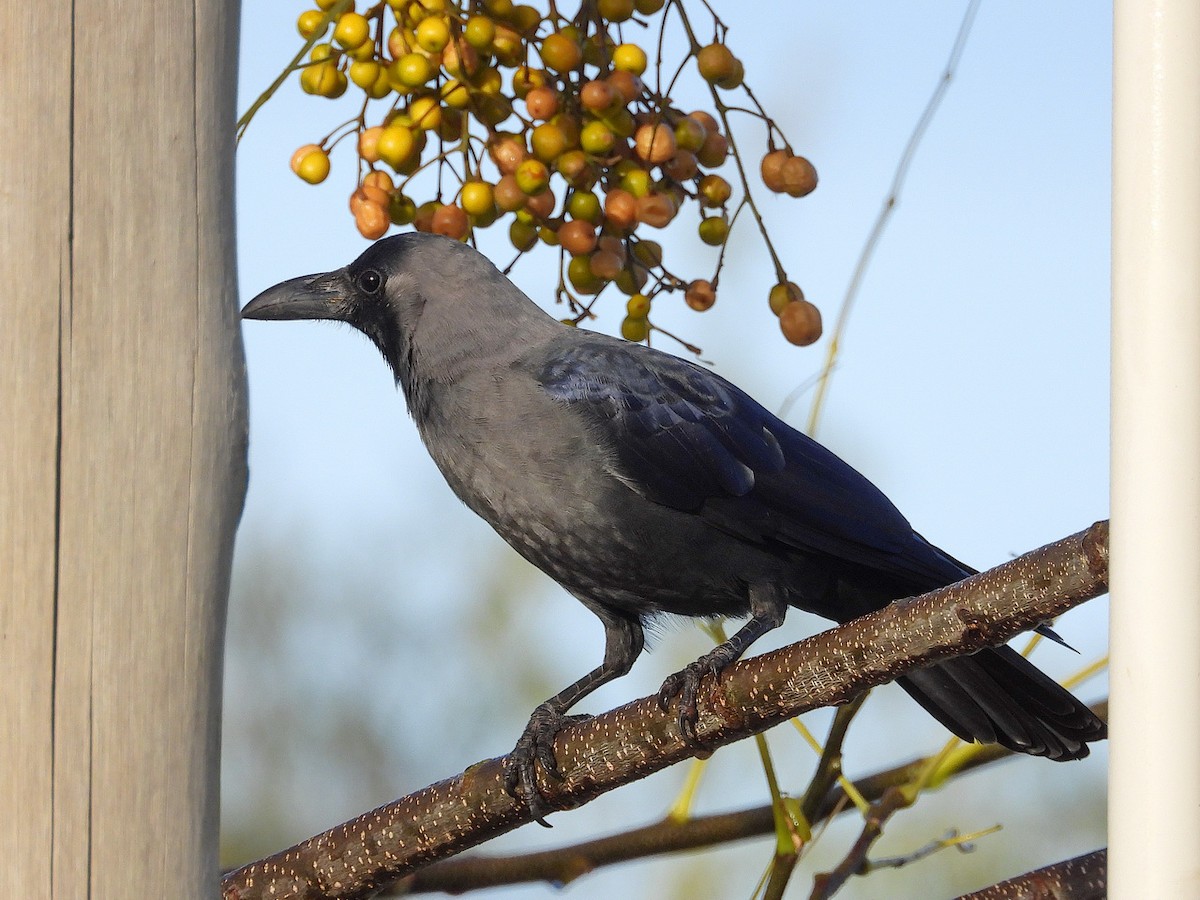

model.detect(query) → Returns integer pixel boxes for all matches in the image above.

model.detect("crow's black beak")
[241,269,353,322]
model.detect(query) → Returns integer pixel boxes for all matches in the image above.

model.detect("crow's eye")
[357,269,383,294]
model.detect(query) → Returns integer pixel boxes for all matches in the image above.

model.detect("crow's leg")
[505,612,644,825]
[658,583,787,742]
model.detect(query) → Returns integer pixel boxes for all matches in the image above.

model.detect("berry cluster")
[272,0,822,346]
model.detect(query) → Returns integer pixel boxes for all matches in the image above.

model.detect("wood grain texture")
[1,2,245,897]
[0,1,69,898]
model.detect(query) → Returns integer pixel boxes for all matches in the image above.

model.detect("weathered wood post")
[1,3,246,896]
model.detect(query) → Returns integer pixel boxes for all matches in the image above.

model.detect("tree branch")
[222,521,1109,900]
[389,701,1108,895]
[957,848,1106,899]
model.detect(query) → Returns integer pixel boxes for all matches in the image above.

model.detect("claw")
[658,659,720,745]
[503,703,591,826]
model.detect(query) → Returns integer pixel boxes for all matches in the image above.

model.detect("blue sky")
[227,3,1110,896]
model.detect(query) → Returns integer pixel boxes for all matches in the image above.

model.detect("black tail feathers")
[899,645,1106,759]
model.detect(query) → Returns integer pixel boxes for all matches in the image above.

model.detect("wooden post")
[0,2,246,897]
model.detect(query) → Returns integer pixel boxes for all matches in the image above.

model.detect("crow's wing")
[537,335,970,590]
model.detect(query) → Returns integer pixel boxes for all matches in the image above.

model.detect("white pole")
[1110,1,1200,896]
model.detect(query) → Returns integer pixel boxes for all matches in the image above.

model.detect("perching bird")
[243,232,1106,822]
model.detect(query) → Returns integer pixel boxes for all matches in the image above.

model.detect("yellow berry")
[389,193,417,225]
[540,32,582,73]
[515,158,550,194]
[567,190,601,222]
[568,255,604,293]
[509,218,538,251]
[349,60,382,90]
[598,0,635,22]
[394,52,433,87]
[612,43,647,75]
[531,122,571,163]
[620,315,650,342]
[625,293,651,317]
[769,281,804,316]
[415,16,450,53]
[580,121,615,156]
[291,145,330,184]
[334,13,371,51]
[510,4,542,34]
[460,181,496,217]
[407,94,442,130]
[297,10,328,39]
[697,216,729,246]
[464,15,495,51]
[440,79,470,108]
[376,126,416,169]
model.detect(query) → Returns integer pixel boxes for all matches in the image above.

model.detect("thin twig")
[791,0,983,430]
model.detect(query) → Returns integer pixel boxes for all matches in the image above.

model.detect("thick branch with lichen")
[222,521,1108,900]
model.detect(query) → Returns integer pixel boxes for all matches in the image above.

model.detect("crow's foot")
[503,703,591,826]
[657,656,724,744]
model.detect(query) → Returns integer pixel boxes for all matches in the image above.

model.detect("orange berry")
[363,170,393,192]
[761,149,790,192]
[355,201,390,239]
[663,150,698,181]
[488,135,527,175]
[634,123,676,165]
[431,203,469,239]
[358,126,384,163]
[493,174,527,211]
[604,188,639,230]
[524,86,559,120]
[607,70,644,104]
[781,156,818,197]
[558,219,597,256]
[637,193,676,228]
[525,188,556,219]
[696,130,729,168]
[685,279,716,311]
[779,299,823,345]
